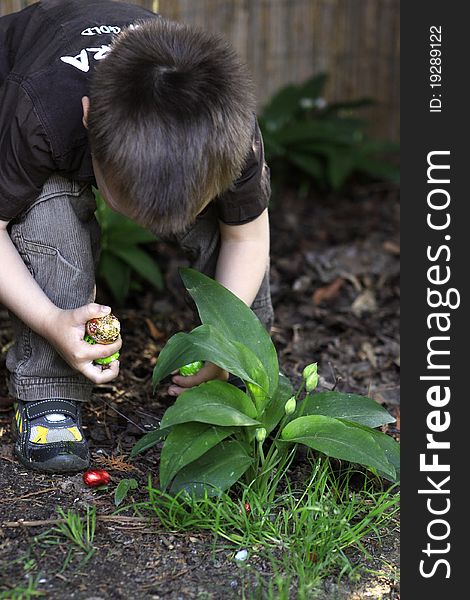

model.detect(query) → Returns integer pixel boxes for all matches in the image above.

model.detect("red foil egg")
[83,469,111,487]
[244,502,251,514]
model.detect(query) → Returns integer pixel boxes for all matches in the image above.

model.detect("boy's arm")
[0,219,121,383]
[168,208,269,395]
[215,207,270,305]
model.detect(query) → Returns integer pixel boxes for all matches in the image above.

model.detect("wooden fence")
[1,0,400,140]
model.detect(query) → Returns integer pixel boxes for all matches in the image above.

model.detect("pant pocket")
[21,239,88,309]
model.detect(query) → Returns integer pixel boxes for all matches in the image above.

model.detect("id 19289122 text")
[429,25,442,113]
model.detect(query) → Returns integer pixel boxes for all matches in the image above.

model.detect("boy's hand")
[168,362,228,396]
[41,303,122,384]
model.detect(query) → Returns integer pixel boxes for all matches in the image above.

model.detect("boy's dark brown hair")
[87,17,256,234]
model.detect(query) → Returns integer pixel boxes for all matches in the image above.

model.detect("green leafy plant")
[132,268,399,497]
[259,73,399,192]
[114,478,139,506]
[94,190,163,304]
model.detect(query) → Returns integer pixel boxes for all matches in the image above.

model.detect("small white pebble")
[235,549,248,562]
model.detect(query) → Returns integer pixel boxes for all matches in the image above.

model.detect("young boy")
[0,1,273,473]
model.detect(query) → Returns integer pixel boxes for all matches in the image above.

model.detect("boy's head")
[86,18,256,234]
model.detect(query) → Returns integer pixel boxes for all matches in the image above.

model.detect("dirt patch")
[0,183,400,599]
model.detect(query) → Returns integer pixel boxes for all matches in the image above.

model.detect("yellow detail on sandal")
[31,425,49,444]
[67,426,83,441]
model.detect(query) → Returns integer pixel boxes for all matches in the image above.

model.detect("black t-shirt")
[0,0,270,225]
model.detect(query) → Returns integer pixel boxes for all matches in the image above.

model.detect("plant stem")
[294,380,306,404]
[258,441,266,466]
[251,380,308,494]
[241,427,258,486]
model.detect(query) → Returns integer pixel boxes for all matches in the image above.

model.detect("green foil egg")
[94,352,120,365]
[179,361,203,376]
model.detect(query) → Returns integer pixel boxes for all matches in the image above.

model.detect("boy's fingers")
[167,384,187,397]
[82,360,120,384]
[89,337,122,359]
[171,365,228,388]
[98,360,120,382]
[72,303,111,325]
[171,374,200,388]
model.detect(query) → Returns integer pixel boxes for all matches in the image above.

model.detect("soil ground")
[0,183,400,599]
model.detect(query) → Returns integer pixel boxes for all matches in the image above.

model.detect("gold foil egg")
[85,314,120,345]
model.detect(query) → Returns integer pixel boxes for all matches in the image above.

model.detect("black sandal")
[13,399,90,473]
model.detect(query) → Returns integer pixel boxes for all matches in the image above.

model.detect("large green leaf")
[288,152,325,181]
[180,269,278,395]
[261,373,294,435]
[111,246,163,290]
[160,422,236,490]
[107,221,157,247]
[245,381,271,415]
[299,391,395,428]
[281,415,396,480]
[130,427,171,458]
[259,129,288,158]
[261,84,305,129]
[299,73,328,102]
[94,190,123,229]
[261,73,328,130]
[169,439,254,497]
[152,324,269,392]
[326,150,356,190]
[98,251,130,305]
[160,381,260,429]
[342,420,400,482]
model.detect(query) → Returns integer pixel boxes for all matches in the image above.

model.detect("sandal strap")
[25,399,79,420]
